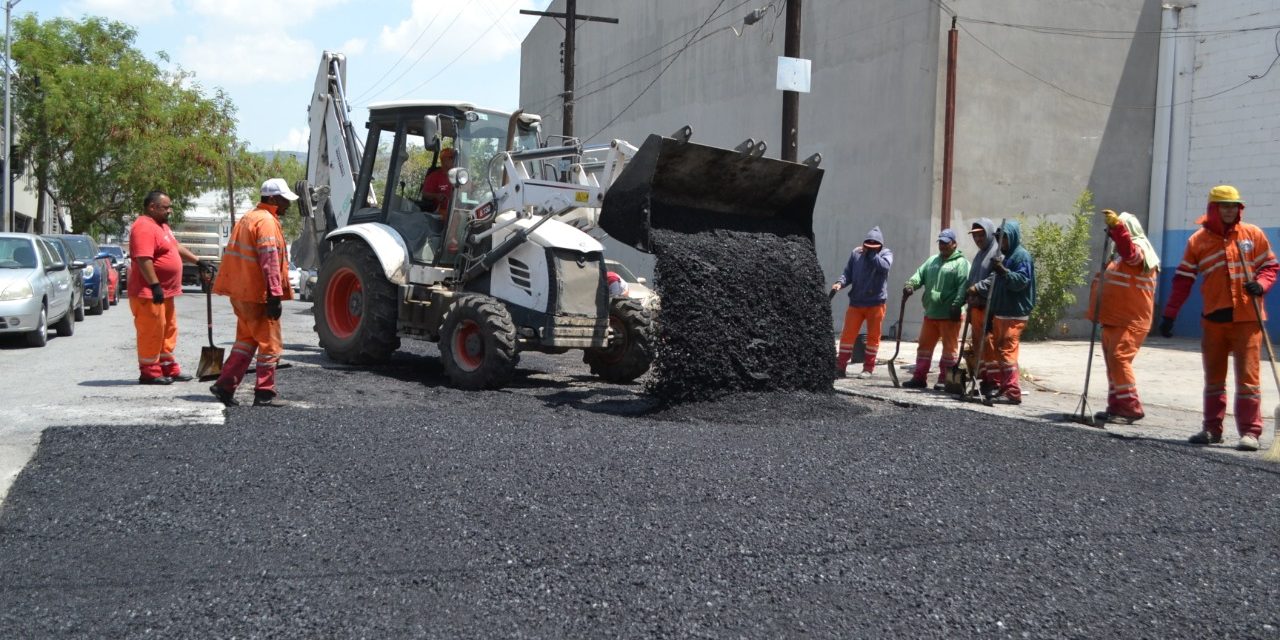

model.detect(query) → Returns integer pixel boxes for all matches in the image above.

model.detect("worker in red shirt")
[1160,185,1278,451]
[1088,210,1159,424]
[128,190,209,385]
[420,147,456,222]
[209,178,297,407]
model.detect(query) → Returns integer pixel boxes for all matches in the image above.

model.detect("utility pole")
[781,0,801,162]
[521,1,617,141]
[2,0,19,233]
[941,16,958,230]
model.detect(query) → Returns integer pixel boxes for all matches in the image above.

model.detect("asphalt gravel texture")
[647,228,835,403]
[2,349,1279,638]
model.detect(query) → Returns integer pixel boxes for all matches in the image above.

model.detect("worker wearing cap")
[964,218,1001,395]
[1160,185,1277,451]
[901,229,970,389]
[420,147,456,222]
[1088,210,1159,424]
[209,178,297,408]
[831,227,893,378]
[984,220,1036,405]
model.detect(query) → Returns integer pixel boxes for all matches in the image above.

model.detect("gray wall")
[520,0,1159,338]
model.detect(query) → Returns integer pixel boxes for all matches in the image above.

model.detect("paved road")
[1,296,1279,637]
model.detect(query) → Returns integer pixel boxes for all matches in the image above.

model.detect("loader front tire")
[315,240,400,364]
[584,297,655,383]
[440,294,518,390]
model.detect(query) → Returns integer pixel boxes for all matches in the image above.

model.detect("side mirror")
[47,261,67,272]
[70,260,86,270]
[423,115,459,146]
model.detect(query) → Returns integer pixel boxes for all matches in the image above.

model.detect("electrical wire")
[348,11,442,105]
[385,0,526,103]
[584,0,729,143]
[357,7,471,105]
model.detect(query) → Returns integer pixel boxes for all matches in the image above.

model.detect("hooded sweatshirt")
[990,219,1036,318]
[965,218,1002,307]
[1163,201,1277,323]
[838,226,893,307]
[905,248,970,320]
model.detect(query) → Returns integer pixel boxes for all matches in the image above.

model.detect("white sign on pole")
[776,56,811,93]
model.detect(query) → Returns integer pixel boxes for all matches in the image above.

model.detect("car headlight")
[0,280,34,301]
[82,265,95,278]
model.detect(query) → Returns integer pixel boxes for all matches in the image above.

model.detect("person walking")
[1160,185,1277,451]
[1088,210,1160,424]
[984,220,1036,405]
[901,229,970,390]
[128,190,211,385]
[963,218,1001,395]
[831,227,893,378]
[209,178,298,407]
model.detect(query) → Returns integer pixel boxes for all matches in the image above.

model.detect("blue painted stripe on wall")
[1156,226,1280,337]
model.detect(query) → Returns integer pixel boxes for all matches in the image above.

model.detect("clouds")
[378,0,540,63]
[274,127,308,152]
[180,32,317,85]
[64,0,176,23]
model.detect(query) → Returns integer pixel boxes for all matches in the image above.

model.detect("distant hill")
[255,150,305,164]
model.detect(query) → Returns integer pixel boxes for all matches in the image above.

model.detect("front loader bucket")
[599,133,823,252]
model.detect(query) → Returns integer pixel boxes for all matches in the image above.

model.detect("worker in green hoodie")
[902,229,971,389]
[982,220,1036,405]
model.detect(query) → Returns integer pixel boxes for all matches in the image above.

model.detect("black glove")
[196,259,214,274]
[1245,281,1265,297]
[902,286,914,297]
[1159,316,1175,338]
[266,295,282,320]
[991,260,1008,275]
[149,283,164,304]
[949,306,963,321]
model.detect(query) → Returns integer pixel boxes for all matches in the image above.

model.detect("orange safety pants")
[837,304,885,373]
[130,296,181,379]
[969,307,996,387]
[213,299,283,396]
[991,317,1026,400]
[1200,319,1263,438]
[1101,324,1146,418]
[911,317,962,384]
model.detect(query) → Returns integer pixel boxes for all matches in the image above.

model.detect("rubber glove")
[150,283,164,304]
[1103,209,1120,228]
[266,295,282,320]
[1245,281,1265,297]
[1159,316,1175,338]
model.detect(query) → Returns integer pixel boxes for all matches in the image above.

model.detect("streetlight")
[2,0,20,233]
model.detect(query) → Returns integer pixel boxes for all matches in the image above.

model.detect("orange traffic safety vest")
[1088,257,1157,329]
[1174,223,1274,323]
[213,204,294,303]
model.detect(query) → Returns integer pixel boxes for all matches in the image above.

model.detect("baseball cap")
[937,229,957,244]
[261,178,299,201]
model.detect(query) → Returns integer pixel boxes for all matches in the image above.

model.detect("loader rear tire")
[440,294,518,390]
[584,297,655,383]
[315,240,400,364]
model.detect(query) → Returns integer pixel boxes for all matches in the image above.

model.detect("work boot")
[139,375,173,385]
[1187,430,1224,445]
[253,391,289,408]
[902,378,928,389]
[210,384,239,407]
[857,369,873,380]
[985,392,1022,406]
[1096,411,1143,425]
[168,373,194,383]
[933,382,946,391]
[1237,435,1261,452]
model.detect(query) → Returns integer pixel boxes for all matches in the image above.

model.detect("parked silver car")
[0,233,77,346]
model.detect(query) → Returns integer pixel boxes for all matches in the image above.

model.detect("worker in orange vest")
[1088,210,1159,424]
[208,178,297,408]
[1160,185,1277,451]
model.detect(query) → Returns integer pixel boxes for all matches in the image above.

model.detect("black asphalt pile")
[646,227,835,403]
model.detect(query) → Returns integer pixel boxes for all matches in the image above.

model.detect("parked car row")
[0,232,126,348]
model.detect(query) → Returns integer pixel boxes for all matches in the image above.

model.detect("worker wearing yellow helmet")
[1160,185,1277,451]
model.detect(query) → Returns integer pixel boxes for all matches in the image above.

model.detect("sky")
[44,0,552,152]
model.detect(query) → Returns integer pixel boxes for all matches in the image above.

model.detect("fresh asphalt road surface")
[1,298,1280,637]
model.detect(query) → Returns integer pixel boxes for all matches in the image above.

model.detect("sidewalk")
[835,335,1278,457]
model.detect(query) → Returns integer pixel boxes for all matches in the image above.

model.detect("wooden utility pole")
[781,0,802,162]
[521,1,618,140]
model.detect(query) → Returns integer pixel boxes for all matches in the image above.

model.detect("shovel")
[885,293,909,387]
[1063,235,1110,428]
[944,312,971,394]
[196,284,224,381]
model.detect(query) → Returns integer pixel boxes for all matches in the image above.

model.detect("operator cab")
[353,101,542,267]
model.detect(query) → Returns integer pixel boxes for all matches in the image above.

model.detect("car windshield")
[55,235,96,260]
[0,237,37,268]
[101,245,125,261]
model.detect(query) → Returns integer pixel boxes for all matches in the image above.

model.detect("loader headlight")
[449,167,469,187]
[0,280,33,301]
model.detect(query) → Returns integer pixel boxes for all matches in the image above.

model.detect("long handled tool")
[944,312,971,394]
[965,219,1007,402]
[1064,235,1111,428]
[196,283,224,381]
[1235,240,1280,460]
[885,293,909,387]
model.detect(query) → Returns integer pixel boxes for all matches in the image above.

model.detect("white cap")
[261,178,299,201]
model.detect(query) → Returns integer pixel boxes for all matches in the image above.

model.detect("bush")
[1022,190,1094,340]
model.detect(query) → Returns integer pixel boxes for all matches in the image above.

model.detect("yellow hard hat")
[1208,185,1243,205]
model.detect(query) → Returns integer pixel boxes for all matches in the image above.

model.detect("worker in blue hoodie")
[831,227,893,378]
[983,220,1036,405]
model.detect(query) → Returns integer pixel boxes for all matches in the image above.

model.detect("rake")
[1236,240,1280,460]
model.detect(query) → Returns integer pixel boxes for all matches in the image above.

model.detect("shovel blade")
[944,365,969,394]
[197,346,225,381]
[887,361,900,388]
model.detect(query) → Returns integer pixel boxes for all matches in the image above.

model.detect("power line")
[358,7,470,105]
[585,0,728,143]
[348,12,443,104]
[387,0,525,103]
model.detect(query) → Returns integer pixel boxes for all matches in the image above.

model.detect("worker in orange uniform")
[128,190,211,385]
[1160,185,1277,451]
[964,218,1002,396]
[209,178,297,407]
[831,227,893,378]
[901,229,970,390]
[1088,210,1159,425]
[420,147,456,220]
[983,220,1036,405]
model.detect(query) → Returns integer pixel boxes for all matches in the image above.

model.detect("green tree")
[11,15,239,237]
[1023,190,1095,340]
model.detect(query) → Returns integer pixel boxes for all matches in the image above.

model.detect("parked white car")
[604,259,659,312]
[0,233,78,346]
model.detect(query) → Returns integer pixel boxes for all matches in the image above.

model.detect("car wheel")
[25,304,48,347]
[73,295,85,322]
[54,305,74,337]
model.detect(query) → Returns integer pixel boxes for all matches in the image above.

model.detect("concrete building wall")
[519,1,1159,338]
[1159,1,1280,335]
